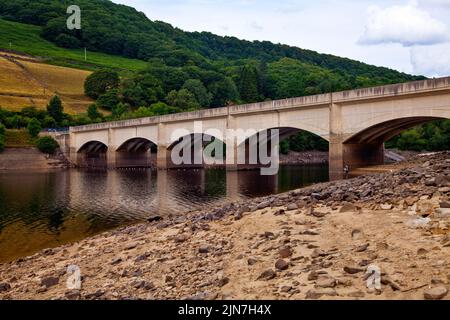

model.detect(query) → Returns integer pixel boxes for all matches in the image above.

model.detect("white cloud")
[410,43,450,76]
[359,2,448,46]
[419,0,450,7]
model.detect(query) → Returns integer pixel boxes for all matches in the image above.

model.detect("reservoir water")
[0,165,328,262]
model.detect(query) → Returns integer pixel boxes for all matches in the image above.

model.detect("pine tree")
[46,96,64,123]
[239,65,259,103]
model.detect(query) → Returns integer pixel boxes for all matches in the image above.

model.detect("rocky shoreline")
[0,152,449,300]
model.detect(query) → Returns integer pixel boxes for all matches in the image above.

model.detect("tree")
[182,79,212,108]
[84,70,120,99]
[27,118,42,137]
[208,77,239,108]
[166,89,200,111]
[43,115,57,129]
[87,104,102,121]
[46,96,64,123]
[121,76,164,109]
[6,115,21,129]
[396,129,427,151]
[97,89,120,110]
[112,102,128,117]
[36,136,59,154]
[239,64,260,103]
[148,102,180,115]
[54,34,81,48]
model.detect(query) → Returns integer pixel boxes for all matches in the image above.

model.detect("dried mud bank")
[1,152,450,300]
[0,148,69,171]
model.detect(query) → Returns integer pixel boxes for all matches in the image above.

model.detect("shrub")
[36,136,59,154]
[27,118,42,137]
[87,104,102,121]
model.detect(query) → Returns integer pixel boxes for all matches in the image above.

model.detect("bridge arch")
[77,140,108,154]
[77,141,108,168]
[236,126,329,169]
[167,133,226,168]
[115,137,157,168]
[344,116,446,144]
[342,116,449,170]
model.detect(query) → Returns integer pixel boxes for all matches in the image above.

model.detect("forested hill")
[0,0,422,92]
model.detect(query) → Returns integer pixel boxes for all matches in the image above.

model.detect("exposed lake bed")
[0,152,449,300]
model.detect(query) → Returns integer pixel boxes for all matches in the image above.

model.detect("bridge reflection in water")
[0,165,328,263]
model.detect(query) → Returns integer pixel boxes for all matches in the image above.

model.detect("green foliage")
[182,79,212,108]
[280,140,290,155]
[283,131,329,153]
[208,77,239,107]
[43,115,57,128]
[387,120,450,152]
[87,104,102,121]
[121,74,164,108]
[148,102,180,116]
[111,102,128,117]
[0,19,147,71]
[84,70,120,99]
[166,89,200,111]
[36,136,58,154]
[46,96,64,123]
[27,118,41,137]
[97,89,120,110]
[239,64,260,103]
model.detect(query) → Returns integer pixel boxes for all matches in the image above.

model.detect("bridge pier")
[107,149,117,169]
[329,102,344,180]
[329,136,344,181]
[157,145,170,169]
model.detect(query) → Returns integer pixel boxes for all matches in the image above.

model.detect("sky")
[113,0,450,77]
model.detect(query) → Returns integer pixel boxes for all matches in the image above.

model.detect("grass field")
[0,54,95,114]
[0,57,43,95]
[0,19,147,72]
[21,61,91,96]
[0,18,144,115]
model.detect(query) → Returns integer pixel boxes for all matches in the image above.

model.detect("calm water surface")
[0,165,328,262]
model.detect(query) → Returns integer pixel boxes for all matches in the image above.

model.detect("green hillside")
[0,0,423,86]
[0,18,146,71]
